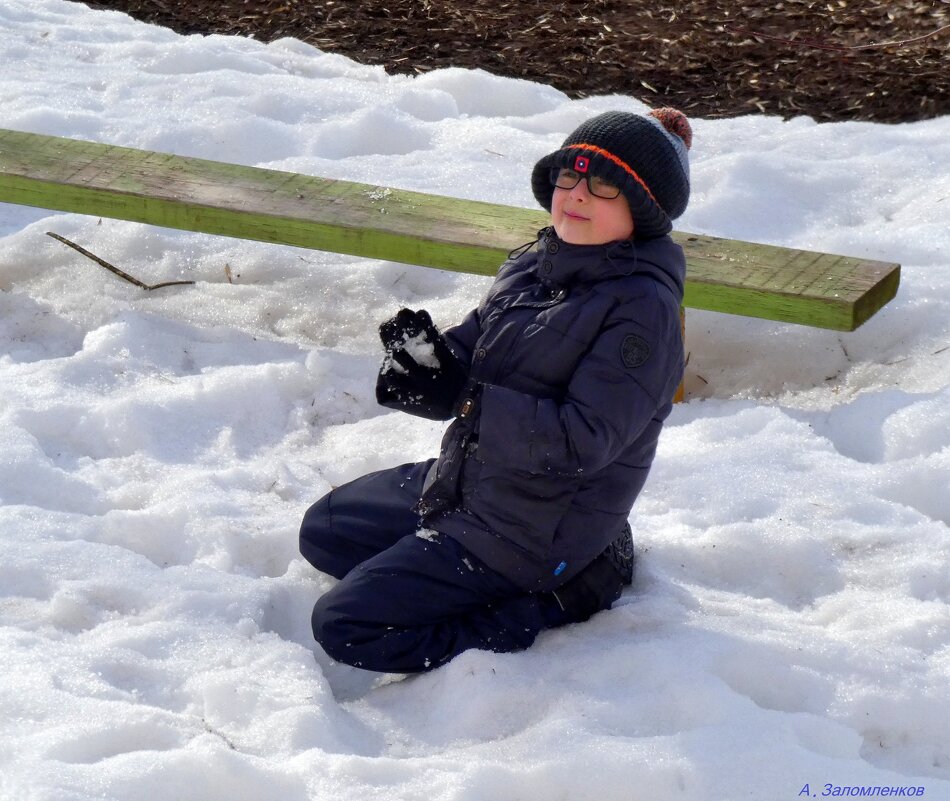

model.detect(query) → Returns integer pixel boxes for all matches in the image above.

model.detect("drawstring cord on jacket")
[604,237,638,276]
[506,227,549,261]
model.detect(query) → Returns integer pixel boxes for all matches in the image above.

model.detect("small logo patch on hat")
[621,334,651,368]
[573,155,589,173]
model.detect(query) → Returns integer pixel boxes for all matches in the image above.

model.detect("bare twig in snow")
[46,232,196,291]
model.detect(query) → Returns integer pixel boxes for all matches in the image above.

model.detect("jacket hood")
[526,228,685,301]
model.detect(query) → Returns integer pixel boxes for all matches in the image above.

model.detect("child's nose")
[569,178,591,200]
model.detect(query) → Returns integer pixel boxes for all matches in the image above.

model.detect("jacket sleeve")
[443,253,528,366]
[476,294,683,477]
[442,307,481,367]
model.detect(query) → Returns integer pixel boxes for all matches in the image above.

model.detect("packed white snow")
[1,2,948,799]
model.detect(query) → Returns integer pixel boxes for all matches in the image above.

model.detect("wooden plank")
[676,233,900,330]
[0,128,899,330]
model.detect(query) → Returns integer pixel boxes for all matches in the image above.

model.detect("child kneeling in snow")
[299,108,692,673]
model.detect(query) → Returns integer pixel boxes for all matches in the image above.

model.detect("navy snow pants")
[299,460,569,673]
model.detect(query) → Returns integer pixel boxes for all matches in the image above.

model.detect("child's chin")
[555,226,607,246]
[554,220,589,244]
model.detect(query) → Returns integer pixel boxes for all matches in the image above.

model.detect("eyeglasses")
[550,167,623,199]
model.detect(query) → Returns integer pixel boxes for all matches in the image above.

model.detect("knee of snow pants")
[299,459,435,580]
[310,531,562,673]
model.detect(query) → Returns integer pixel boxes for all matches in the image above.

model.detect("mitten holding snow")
[376,308,467,420]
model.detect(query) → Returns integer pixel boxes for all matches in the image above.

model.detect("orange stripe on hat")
[562,143,658,205]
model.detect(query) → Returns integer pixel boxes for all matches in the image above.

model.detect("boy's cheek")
[552,211,634,246]
[550,192,634,245]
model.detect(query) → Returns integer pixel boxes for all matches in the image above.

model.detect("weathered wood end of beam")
[0,128,899,331]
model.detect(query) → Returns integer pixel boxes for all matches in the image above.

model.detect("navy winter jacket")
[417,227,685,592]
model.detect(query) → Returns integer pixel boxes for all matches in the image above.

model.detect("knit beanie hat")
[531,108,692,240]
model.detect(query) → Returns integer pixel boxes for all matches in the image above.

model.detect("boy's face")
[550,172,634,245]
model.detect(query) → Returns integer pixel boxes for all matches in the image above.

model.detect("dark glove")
[376,308,468,420]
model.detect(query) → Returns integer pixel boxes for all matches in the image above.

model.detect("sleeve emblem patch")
[621,334,651,368]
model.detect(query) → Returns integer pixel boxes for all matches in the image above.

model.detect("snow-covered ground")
[1,2,948,799]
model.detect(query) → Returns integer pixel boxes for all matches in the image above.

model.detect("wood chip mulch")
[81,0,949,123]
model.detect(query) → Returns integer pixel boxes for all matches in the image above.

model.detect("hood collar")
[527,228,684,299]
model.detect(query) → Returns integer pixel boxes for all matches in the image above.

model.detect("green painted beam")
[0,128,899,330]
[675,232,900,330]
